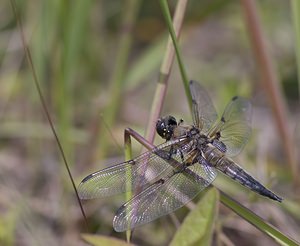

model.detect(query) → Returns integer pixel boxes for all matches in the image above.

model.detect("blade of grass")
[124,129,133,242]
[144,0,189,145]
[220,192,299,246]
[170,187,219,246]
[158,0,192,109]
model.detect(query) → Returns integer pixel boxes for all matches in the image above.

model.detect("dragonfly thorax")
[156,115,178,140]
[192,131,210,150]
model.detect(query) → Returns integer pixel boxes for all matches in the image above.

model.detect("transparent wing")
[78,138,190,200]
[209,96,252,157]
[189,80,218,133]
[113,160,217,232]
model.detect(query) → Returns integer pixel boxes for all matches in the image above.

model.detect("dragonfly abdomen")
[204,146,282,202]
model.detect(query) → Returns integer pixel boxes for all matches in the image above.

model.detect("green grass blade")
[220,192,299,246]
[170,187,219,246]
[124,130,133,242]
[158,0,192,109]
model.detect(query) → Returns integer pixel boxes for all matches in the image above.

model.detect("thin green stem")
[124,129,133,242]
[144,0,188,147]
[159,0,192,110]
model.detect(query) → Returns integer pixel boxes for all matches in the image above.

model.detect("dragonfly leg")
[124,128,155,151]
[126,128,185,168]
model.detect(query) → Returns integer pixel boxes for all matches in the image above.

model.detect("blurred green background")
[0,0,299,245]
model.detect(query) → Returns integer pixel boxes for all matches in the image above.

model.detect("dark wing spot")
[232,96,238,101]
[221,116,226,123]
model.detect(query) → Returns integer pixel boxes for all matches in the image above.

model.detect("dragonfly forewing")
[78,138,189,200]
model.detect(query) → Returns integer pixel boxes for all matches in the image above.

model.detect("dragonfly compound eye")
[156,116,177,140]
[167,116,177,126]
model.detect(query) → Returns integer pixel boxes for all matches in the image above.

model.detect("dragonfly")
[78,80,282,232]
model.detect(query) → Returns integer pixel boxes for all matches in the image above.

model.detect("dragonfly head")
[156,116,177,140]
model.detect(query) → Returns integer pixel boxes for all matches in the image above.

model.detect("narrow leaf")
[170,187,218,246]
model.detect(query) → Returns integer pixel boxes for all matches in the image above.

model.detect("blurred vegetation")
[0,0,299,245]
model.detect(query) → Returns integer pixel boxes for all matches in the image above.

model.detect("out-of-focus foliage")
[0,0,299,245]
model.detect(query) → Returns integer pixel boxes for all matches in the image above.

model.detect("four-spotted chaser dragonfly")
[78,80,282,232]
